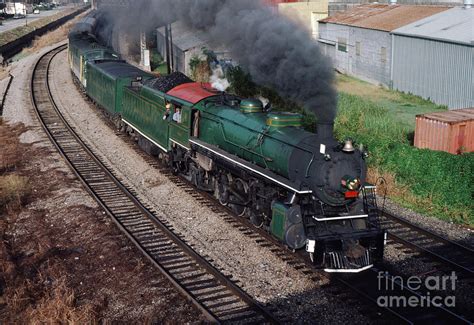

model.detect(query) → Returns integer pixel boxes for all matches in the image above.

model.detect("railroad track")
[31,44,281,324]
[380,210,474,277]
[135,161,473,324]
[59,43,473,324]
[84,92,473,325]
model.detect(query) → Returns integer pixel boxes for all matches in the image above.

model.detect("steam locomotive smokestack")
[317,123,334,139]
[97,0,337,123]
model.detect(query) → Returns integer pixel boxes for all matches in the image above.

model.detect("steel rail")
[163,168,474,324]
[31,44,280,324]
[107,121,474,324]
[64,42,473,324]
[335,267,471,324]
[380,210,474,277]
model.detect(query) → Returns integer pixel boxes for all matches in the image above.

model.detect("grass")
[334,82,474,225]
[150,49,168,75]
[0,120,31,213]
[0,119,27,173]
[0,174,31,213]
[23,276,96,324]
[336,74,447,131]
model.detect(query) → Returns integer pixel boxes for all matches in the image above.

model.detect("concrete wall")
[392,35,474,110]
[318,23,392,86]
[278,1,329,37]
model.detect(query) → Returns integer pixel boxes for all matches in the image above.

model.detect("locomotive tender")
[68,15,385,273]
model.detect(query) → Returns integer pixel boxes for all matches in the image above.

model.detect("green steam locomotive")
[68,16,385,273]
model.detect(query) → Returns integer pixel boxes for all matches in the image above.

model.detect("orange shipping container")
[414,108,474,154]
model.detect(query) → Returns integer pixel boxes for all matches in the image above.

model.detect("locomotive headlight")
[341,175,361,190]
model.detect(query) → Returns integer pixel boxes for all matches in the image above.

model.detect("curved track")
[58,42,473,324]
[31,44,281,324]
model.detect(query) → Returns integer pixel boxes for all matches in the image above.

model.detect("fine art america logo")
[377,271,457,308]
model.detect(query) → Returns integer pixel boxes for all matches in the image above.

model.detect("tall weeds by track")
[0,119,30,213]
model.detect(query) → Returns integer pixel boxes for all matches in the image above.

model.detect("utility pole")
[164,24,171,75]
[169,24,174,72]
[140,30,151,72]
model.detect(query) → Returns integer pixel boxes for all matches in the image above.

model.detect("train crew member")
[163,103,172,120]
[173,107,182,123]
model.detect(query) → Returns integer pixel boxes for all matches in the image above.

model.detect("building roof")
[417,108,474,124]
[167,82,217,104]
[392,7,474,46]
[157,21,211,51]
[319,4,451,32]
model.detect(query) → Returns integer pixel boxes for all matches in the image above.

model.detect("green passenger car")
[68,36,119,86]
[86,61,154,115]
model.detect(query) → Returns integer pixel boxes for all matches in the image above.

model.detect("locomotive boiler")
[68,14,385,272]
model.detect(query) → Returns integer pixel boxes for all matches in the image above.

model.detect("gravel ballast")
[48,48,378,323]
[0,42,206,323]
[5,41,471,323]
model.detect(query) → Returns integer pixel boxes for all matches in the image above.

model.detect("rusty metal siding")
[414,108,474,154]
[392,35,474,110]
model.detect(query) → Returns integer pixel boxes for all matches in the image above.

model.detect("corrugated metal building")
[157,21,233,77]
[392,7,474,109]
[157,21,211,76]
[318,4,449,86]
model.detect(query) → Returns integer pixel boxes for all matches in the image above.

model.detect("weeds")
[336,93,474,224]
[0,174,31,212]
[0,121,27,173]
[25,276,96,324]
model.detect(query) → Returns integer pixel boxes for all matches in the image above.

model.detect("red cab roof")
[167,82,217,104]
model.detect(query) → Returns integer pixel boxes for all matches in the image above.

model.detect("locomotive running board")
[312,214,368,221]
[189,138,312,194]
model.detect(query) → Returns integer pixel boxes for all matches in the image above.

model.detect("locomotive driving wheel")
[215,174,229,206]
[229,178,249,217]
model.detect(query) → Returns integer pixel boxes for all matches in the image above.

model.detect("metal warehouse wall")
[392,35,474,110]
[319,23,392,86]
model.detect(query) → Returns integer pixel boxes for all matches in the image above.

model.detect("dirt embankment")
[0,119,203,322]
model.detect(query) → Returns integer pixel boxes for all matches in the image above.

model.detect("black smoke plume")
[97,0,337,123]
